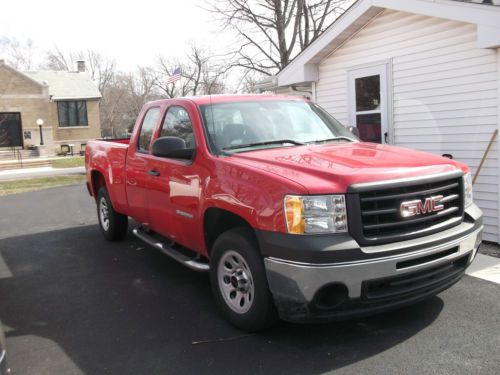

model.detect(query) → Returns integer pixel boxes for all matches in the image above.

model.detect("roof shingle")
[23,70,101,100]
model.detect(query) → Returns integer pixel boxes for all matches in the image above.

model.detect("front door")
[147,104,200,250]
[348,63,390,143]
[0,113,23,148]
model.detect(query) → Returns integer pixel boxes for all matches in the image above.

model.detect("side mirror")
[152,136,195,160]
[347,126,360,138]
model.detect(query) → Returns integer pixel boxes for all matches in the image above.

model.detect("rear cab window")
[137,107,161,153]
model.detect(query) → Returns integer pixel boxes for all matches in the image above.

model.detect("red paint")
[85,95,468,256]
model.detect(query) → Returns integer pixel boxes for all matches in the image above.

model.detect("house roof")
[23,70,101,100]
[277,0,500,87]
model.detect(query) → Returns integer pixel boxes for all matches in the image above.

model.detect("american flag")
[166,67,182,84]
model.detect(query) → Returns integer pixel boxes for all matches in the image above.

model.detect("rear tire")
[97,186,128,241]
[210,227,277,331]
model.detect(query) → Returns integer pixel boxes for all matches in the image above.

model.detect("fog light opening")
[313,283,349,311]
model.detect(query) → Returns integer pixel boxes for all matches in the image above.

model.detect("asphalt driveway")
[0,185,499,374]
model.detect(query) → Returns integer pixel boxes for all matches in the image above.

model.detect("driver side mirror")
[347,126,360,138]
[152,136,195,160]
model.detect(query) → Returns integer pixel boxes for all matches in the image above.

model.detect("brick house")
[0,60,102,155]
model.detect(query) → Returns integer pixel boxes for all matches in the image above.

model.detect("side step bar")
[132,227,209,272]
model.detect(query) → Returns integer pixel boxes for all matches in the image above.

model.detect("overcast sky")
[0,0,231,71]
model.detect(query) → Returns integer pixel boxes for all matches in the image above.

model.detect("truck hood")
[228,142,466,194]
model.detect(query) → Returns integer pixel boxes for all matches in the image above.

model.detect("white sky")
[0,0,233,71]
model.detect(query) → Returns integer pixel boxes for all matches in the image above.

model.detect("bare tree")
[155,44,227,98]
[206,0,349,74]
[80,50,116,94]
[155,56,191,98]
[235,69,268,93]
[127,66,160,115]
[0,37,35,70]
[100,67,162,138]
[42,46,73,71]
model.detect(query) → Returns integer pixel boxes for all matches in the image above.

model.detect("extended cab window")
[160,106,195,148]
[137,107,160,152]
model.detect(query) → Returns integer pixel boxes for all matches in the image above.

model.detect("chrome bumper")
[264,202,482,323]
[265,225,482,302]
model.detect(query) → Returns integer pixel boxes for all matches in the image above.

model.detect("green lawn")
[0,175,86,196]
[51,157,85,168]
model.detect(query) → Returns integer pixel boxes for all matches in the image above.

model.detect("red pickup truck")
[85,95,483,331]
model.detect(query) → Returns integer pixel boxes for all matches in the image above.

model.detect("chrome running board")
[132,227,209,272]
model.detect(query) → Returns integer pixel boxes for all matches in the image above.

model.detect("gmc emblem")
[400,195,444,218]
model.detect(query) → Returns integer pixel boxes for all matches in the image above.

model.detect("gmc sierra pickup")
[85,95,483,331]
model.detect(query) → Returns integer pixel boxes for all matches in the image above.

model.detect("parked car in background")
[85,95,483,331]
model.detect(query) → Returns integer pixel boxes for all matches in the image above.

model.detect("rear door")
[125,106,162,224]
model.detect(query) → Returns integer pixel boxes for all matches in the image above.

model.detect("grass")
[51,157,85,168]
[0,175,86,196]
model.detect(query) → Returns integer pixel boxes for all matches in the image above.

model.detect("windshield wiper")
[222,139,305,151]
[310,136,356,144]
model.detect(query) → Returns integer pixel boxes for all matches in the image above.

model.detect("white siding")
[317,9,499,242]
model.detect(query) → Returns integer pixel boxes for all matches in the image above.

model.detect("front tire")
[97,186,128,241]
[210,227,277,331]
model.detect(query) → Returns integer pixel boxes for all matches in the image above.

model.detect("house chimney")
[77,60,86,72]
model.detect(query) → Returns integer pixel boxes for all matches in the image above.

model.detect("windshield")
[200,100,356,153]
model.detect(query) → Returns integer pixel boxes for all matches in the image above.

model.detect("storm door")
[348,63,390,143]
[0,113,23,148]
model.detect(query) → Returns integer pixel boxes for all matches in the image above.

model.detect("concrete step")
[0,160,52,171]
[0,150,38,160]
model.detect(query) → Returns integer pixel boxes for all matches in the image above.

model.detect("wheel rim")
[217,250,255,314]
[99,197,110,231]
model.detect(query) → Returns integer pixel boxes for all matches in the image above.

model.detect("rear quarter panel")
[85,140,129,213]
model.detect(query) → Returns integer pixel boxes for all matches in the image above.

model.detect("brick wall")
[0,64,53,148]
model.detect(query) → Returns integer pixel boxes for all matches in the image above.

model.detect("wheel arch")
[90,169,107,201]
[203,207,258,256]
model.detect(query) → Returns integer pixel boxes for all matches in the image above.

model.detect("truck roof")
[147,94,308,107]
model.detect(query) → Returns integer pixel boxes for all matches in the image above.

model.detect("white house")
[269,0,500,243]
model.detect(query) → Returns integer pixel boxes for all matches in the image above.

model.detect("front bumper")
[260,204,483,323]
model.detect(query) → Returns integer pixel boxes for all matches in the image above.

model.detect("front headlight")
[463,172,473,208]
[284,195,347,234]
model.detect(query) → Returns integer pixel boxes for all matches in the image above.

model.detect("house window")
[57,101,88,127]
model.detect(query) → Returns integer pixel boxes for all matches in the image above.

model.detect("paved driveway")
[0,185,499,374]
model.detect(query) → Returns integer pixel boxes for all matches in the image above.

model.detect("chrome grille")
[347,172,464,246]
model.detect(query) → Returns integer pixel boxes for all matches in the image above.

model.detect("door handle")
[148,169,160,177]
[384,132,389,143]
